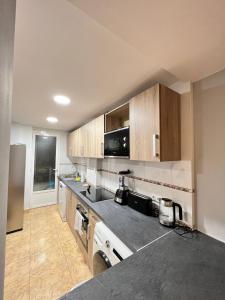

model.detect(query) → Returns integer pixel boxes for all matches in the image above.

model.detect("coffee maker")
[114,170,131,205]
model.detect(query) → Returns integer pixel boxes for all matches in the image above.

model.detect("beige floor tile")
[30,233,61,255]
[6,240,30,262]
[30,261,73,300]
[30,227,59,242]
[4,204,93,300]
[4,280,30,300]
[30,246,64,270]
[5,250,30,267]
[4,256,30,289]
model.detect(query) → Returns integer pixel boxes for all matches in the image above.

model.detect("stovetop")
[80,187,114,203]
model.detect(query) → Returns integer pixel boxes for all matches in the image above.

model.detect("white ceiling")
[12,0,225,130]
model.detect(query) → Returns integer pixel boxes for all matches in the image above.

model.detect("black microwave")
[104,127,129,158]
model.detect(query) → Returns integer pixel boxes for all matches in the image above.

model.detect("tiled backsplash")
[73,157,194,227]
[99,158,194,227]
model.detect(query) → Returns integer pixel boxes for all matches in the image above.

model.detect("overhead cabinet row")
[68,115,104,158]
[68,83,181,162]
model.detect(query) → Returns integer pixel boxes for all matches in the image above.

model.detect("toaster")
[128,191,152,216]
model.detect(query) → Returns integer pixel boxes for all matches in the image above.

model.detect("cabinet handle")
[152,134,159,158]
[101,142,104,156]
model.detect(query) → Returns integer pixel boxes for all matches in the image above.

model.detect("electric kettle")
[159,198,183,227]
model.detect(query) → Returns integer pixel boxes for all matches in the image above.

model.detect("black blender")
[114,169,131,205]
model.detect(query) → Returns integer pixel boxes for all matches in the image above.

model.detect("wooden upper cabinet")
[67,131,76,157]
[67,132,73,157]
[87,115,104,158]
[130,84,181,162]
[67,114,104,159]
[95,114,104,158]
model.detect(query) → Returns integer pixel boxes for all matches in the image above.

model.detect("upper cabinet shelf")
[105,103,129,133]
[68,115,104,159]
[129,83,181,162]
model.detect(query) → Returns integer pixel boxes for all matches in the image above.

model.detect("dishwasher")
[58,181,67,221]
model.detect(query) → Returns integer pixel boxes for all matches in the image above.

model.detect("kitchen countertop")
[60,231,225,300]
[59,178,225,300]
[60,178,171,252]
[61,232,225,300]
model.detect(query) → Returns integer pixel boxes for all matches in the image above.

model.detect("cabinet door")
[95,115,104,158]
[67,132,72,157]
[82,124,89,157]
[159,85,181,161]
[85,115,104,158]
[74,128,83,157]
[86,120,95,157]
[66,188,72,223]
[68,193,77,233]
[67,131,75,157]
[130,84,160,161]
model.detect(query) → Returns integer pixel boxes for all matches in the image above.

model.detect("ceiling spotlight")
[47,116,58,123]
[53,95,71,105]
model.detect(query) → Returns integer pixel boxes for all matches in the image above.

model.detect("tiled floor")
[4,205,92,300]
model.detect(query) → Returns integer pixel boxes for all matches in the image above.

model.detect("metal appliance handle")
[152,134,159,158]
[173,202,183,220]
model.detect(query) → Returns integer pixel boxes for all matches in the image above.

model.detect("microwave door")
[104,128,129,157]
[104,136,119,156]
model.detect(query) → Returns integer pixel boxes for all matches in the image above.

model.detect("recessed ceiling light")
[47,116,58,123]
[53,95,71,105]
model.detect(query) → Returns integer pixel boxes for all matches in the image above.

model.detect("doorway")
[31,130,59,208]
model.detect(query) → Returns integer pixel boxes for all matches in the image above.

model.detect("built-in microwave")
[104,127,129,158]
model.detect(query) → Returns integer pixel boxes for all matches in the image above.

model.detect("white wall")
[194,69,225,242]
[10,123,73,209]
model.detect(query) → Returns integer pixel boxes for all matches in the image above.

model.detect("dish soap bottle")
[75,172,81,182]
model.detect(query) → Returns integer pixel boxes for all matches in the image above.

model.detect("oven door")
[75,207,88,249]
[80,217,88,249]
[104,127,129,158]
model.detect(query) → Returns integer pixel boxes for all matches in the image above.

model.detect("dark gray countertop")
[60,179,171,252]
[59,178,225,300]
[61,231,225,300]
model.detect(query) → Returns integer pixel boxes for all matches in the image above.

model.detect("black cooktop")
[81,187,114,203]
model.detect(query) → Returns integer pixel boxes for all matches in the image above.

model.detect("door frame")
[30,129,60,208]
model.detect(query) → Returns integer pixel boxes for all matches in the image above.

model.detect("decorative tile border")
[98,169,194,193]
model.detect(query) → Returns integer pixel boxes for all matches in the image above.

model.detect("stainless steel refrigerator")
[7,144,26,233]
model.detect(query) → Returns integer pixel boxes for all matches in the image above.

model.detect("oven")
[75,203,89,250]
